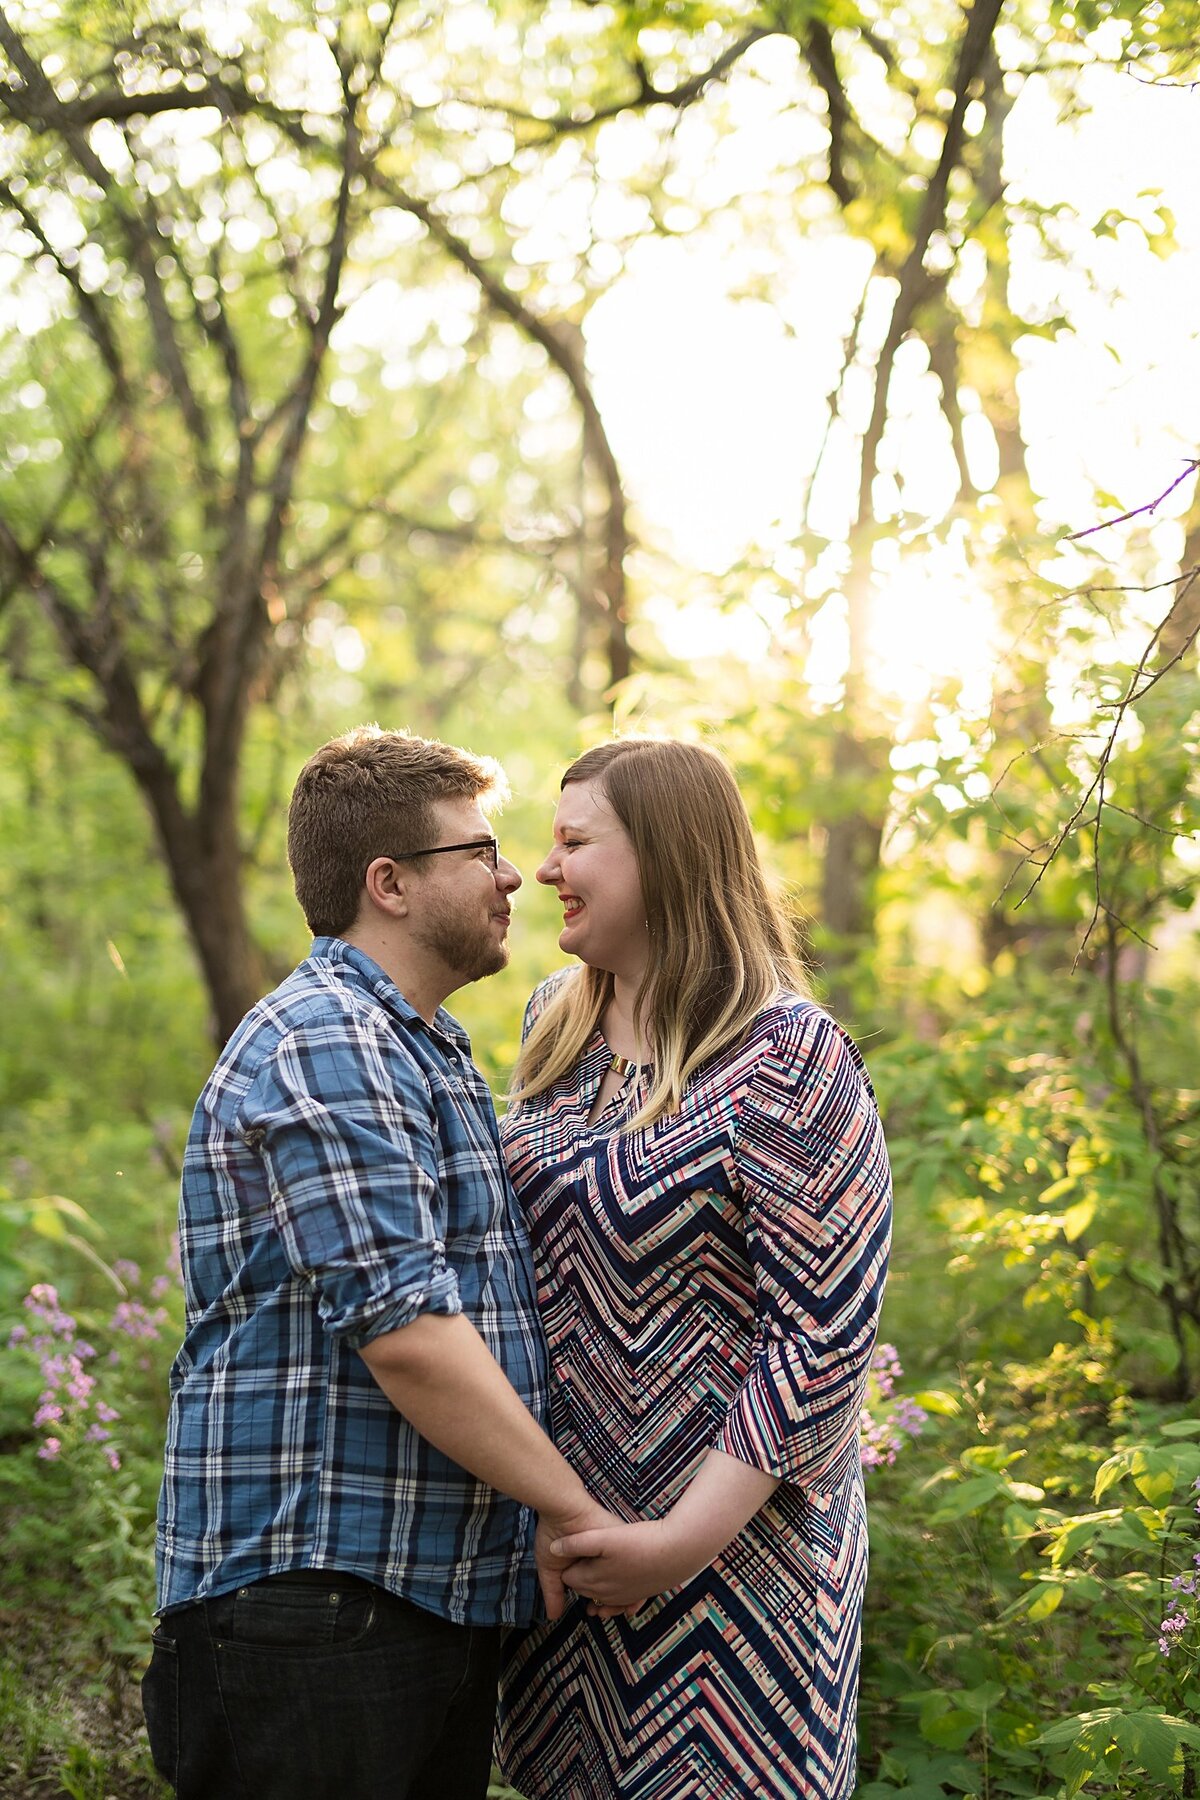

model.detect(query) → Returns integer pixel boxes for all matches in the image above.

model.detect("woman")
[496,738,892,1800]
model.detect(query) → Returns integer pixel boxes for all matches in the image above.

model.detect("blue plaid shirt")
[155,938,549,1626]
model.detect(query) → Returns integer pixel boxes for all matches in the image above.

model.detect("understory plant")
[0,1234,181,1796]
[857,965,1200,1798]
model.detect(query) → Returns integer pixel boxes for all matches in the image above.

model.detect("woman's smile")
[537,778,647,982]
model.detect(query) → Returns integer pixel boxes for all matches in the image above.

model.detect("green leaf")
[29,1204,67,1242]
[1047,1515,1112,1566]
[1026,1583,1065,1621]
[1114,1712,1178,1784]
[929,1474,1005,1522]
[1061,1197,1095,1242]
[1150,1715,1200,1751]
[911,1389,960,1417]
[921,1707,979,1750]
[1131,1449,1180,1506]
[956,1681,1005,1715]
[1094,1452,1131,1501]
[1064,1730,1105,1799]
[1158,1419,1200,1438]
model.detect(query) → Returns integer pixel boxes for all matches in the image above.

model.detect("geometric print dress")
[496,983,893,1800]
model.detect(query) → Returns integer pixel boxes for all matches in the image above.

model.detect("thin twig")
[1064,460,1199,541]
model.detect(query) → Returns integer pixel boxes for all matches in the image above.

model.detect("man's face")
[408,796,522,988]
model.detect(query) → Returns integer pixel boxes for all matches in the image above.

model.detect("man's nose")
[497,855,522,892]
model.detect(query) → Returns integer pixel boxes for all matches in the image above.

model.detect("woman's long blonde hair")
[510,737,810,1129]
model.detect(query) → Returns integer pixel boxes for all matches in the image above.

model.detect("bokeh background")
[1,2,1198,1795]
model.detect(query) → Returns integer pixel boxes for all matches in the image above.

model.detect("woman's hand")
[535,1499,627,1620]
[550,1517,704,1616]
[551,1450,781,1620]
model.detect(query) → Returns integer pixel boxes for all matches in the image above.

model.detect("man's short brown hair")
[287,725,505,937]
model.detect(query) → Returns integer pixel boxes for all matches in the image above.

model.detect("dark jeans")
[141,1570,502,1800]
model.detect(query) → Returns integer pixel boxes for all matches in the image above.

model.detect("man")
[143,726,618,1800]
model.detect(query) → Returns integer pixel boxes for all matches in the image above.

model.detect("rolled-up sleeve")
[239,1016,462,1348]
[717,1005,892,1493]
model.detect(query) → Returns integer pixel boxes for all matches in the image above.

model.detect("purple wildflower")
[870,1342,904,1400]
[860,1347,926,1471]
[893,1396,929,1438]
[110,1300,167,1342]
[9,1283,125,1474]
[1158,1610,1188,1648]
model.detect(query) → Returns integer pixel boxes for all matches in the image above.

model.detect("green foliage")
[853,954,1200,1798]
[0,1246,179,1795]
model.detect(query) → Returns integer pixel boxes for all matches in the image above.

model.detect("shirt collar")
[307,936,472,1053]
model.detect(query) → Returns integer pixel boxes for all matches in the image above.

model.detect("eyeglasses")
[395,837,500,870]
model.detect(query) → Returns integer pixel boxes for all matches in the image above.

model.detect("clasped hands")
[535,1505,702,1622]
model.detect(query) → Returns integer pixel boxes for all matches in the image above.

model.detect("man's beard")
[414,906,509,986]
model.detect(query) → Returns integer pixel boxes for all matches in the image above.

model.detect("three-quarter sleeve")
[238,1016,462,1348]
[716,1003,892,1494]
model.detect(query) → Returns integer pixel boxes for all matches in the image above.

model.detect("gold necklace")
[608,1053,650,1080]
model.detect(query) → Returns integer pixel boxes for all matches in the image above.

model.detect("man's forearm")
[358,1311,589,1523]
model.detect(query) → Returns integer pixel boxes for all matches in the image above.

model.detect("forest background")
[0,0,1198,1796]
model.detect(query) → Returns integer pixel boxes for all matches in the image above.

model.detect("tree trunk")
[127,737,267,1044]
[1157,487,1200,668]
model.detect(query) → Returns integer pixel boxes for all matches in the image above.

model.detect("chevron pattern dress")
[496,985,892,1800]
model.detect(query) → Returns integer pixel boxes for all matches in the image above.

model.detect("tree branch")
[0,75,256,126]
[0,178,129,398]
[1064,459,1199,541]
[854,0,1005,530]
[501,27,776,143]
[800,19,855,206]
[369,170,632,683]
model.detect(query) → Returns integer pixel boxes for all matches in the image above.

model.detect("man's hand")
[548,1517,704,1616]
[535,1498,630,1621]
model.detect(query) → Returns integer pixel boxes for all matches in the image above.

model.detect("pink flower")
[37,1437,62,1460]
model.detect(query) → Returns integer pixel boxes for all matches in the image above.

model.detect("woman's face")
[536,776,647,981]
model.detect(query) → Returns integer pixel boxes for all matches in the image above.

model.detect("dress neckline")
[583,1033,650,1132]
